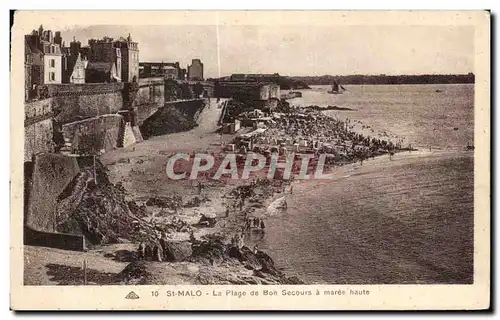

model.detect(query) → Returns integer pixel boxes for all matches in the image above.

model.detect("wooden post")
[82,260,88,285]
[93,155,97,185]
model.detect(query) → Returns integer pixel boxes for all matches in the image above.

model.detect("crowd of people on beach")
[131,101,405,264]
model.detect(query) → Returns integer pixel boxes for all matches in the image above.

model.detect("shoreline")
[25,97,470,286]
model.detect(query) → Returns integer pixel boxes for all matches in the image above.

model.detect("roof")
[25,39,42,55]
[40,41,62,55]
[86,61,114,72]
[66,53,85,75]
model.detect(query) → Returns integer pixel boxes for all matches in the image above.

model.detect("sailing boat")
[328,80,346,94]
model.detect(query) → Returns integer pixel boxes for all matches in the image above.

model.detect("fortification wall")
[139,99,205,139]
[61,114,124,154]
[47,83,124,124]
[24,227,86,251]
[173,99,206,120]
[53,93,123,124]
[134,78,165,123]
[25,98,53,121]
[26,153,81,233]
[24,118,54,162]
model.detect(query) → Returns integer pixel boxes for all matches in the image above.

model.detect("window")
[50,59,55,68]
[49,72,55,81]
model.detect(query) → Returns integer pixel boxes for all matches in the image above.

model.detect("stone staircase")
[117,120,127,148]
[117,121,137,148]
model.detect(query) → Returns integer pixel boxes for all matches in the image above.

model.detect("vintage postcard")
[10,10,490,310]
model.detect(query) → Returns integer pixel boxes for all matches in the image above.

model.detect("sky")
[51,24,474,79]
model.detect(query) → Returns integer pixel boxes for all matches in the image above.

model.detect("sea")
[249,84,475,284]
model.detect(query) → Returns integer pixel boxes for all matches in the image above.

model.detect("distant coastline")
[291,73,475,85]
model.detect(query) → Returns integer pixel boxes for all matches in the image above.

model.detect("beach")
[24,84,474,285]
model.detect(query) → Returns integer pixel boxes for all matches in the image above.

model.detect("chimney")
[54,31,62,45]
[46,30,54,43]
[70,39,81,56]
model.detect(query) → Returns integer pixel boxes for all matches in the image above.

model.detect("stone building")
[62,53,86,84]
[215,81,280,112]
[87,34,139,83]
[139,62,182,80]
[88,37,122,81]
[187,59,204,81]
[25,26,63,85]
[62,38,88,84]
[24,33,45,100]
[85,61,119,83]
[41,39,62,84]
[24,40,32,101]
[114,34,139,83]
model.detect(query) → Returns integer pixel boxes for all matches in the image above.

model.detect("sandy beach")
[24,96,416,286]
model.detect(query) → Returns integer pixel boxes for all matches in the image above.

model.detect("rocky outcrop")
[163,241,193,262]
[116,239,305,285]
[54,158,156,246]
[139,104,200,140]
[189,238,305,284]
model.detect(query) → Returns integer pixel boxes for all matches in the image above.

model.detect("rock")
[227,245,242,260]
[118,261,150,285]
[163,241,193,262]
[191,239,227,265]
[285,276,306,284]
[239,246,262,270]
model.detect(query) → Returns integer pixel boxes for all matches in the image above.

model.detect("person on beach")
[137,242,146,261]
[197,181,202,195]
[153,241,163,262]
[253,218,259,228]
[189,230,197,244]
[144,243,153,261]
[260,220,265,231]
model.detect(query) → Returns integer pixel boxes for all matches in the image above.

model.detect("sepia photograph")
[10,10,490,310]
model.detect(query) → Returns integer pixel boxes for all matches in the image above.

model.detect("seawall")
[139,99,206,139]
[25,153,81,233]
[24,99,55,161]
[61,114,124,154]
[49,83,124,124]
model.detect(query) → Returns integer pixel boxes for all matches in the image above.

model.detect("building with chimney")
[24,40,32,101]
[24,32,45,100]
[25,25,68,99]
[85,61,119,83]
[87,34,139,82]
[88,36,122,81]
[62,38,88,84]
[139,61,182,79]
[63,52,86,84]
[27,26,64,84]
[114,34,139,82]
[187,59,204,81]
